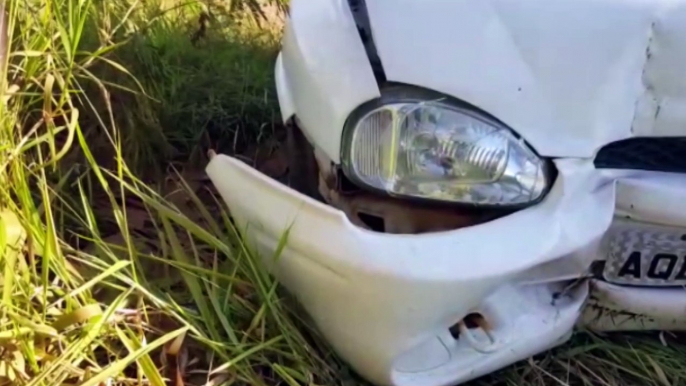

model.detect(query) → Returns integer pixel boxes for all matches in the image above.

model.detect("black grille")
[594,137,686,173]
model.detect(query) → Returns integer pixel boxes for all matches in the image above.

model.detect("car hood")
[365,0,686,158]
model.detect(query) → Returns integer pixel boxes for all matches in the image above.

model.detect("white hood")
[366,0,686,158]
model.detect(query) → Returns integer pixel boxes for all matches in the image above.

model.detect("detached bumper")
[207,155,615,386]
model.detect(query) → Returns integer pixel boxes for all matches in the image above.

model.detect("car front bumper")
[207,154,619,386]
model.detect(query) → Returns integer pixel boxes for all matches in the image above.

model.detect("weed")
[0,0,337,385]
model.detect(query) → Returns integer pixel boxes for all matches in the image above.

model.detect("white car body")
[207,1,686,385]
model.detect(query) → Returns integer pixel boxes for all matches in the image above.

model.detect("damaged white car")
[206,0,686,385]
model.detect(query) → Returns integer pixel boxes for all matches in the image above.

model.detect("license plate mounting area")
[603,220,686,287]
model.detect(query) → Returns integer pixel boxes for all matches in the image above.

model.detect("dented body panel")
[278,0,686,161]
[209,154,686,386]
[366,0,686,158]
[208,155,603,386]
[209,1,686,385]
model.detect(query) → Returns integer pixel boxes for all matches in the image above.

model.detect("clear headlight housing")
[341,88,552,207]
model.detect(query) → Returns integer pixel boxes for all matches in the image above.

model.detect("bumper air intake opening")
[595,137,686,173]
[356,211,386,232]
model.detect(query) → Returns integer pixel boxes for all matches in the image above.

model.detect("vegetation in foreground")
[0,0,685,385]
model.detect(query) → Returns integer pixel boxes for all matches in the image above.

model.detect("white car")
[207,0,686,385]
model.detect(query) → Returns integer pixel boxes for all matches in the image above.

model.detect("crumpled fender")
[276,0,380,163]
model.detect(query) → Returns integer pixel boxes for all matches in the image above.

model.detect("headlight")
[341,87,552,207]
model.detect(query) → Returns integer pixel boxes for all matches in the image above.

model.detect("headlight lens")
[341,95,551,206]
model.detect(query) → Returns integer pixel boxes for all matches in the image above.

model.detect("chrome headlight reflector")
[341,89,552,207]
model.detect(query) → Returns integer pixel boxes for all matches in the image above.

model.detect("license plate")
[603,220,686,286]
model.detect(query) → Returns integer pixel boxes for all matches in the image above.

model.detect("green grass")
[0,0,340,385]
[0,0,685,385]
